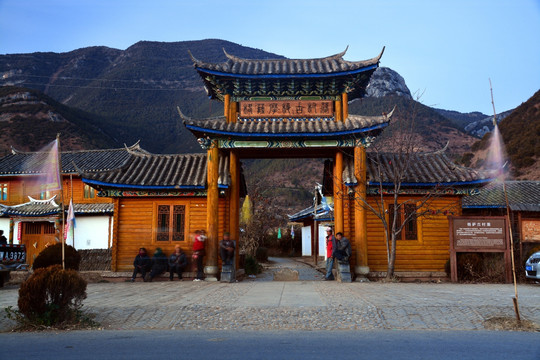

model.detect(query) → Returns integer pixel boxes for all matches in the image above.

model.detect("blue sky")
[1,0,539,114]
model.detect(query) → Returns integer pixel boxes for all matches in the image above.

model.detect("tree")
[338,97,461,280]
[239,180,287,258]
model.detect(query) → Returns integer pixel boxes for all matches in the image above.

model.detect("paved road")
[0,330,539,360]
[1,274,539,332]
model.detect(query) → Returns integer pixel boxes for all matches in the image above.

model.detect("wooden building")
[80,151,245,272]
[0,144,142,265]
[290,149,492,278]
[463,181,540,260]
[178,47,393,279]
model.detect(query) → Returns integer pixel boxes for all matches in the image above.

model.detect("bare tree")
[337,97,461,280]
[239,179,287,258]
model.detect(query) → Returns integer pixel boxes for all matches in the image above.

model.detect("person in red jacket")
[324,227,336,281]
[192,230,206,281]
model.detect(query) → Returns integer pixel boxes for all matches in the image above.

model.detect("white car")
[525,251,540,280]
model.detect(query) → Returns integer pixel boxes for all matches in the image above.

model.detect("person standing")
[131,247,151,282]
[192,230,206,281]
[219,232,235,266]
[324,226,336,281]
[169,245,187,280]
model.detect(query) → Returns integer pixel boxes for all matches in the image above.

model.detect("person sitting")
[131,247,151,282]
[168,245,187,281]
[148,248,168,282]
[334,232,352,263]
[219,232,235,266]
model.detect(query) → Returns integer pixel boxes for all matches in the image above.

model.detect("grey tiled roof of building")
[340,148,492,186]
[0,197,114,217]
[73,203,114,214]
[82,151,231,188]
[289,203,334,222]
[0,197,59,216]
[181,110,393,138]
[190,47,384,75]
[0,143,147,176]
[462,181,540,211]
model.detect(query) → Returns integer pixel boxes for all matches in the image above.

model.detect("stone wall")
[79,249,111,271]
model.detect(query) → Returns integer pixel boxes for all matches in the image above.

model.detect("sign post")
[449,216,511,283]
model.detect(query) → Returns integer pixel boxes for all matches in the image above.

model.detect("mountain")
[1,40,285,154]
[0,39,504,212]
[365,67,412,99]
[434,108,488,131]
[468,89,540,179]
[434,108,513,138]
[0,86,118,154]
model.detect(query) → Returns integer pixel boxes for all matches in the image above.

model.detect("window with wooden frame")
[156,204,186,242]
[83,184,95,199]
[388,203,417,241]
[0,183,8,201]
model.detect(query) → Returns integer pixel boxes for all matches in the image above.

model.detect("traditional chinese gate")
[181,47,390,281]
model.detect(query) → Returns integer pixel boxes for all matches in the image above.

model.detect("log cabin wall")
[334,194,461,273]
[364,195,462,273]
[113,196,229,272]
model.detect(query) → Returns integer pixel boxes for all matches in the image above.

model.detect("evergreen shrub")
[17,265,87,326]
[255,247,268,263]
[33,243,81,271]
[244,256,262,275]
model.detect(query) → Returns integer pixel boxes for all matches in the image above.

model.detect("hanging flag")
[41,139,62,192]
[64,199,76,243]
[291,225,295,239]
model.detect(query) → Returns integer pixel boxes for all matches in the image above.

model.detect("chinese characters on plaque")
[452,218,506,249]
[239,100,334,118]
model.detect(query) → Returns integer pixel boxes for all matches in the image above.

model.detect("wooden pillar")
[354,145,369,279]
[229,100,237,124]
[111,198,120,271]
[224,94,230,123]
[229,150,240,268]
[342,92,348,121]
[334,151,344,234]
[8,218,14,244]
[335,99,343,122]
[206,141,219,280]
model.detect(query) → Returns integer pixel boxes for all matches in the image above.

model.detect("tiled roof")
[181,110,392,139]
[289,206,334,222]
[190,47,384,76]
[82,152,231,189]
[0,197,114,217]
[340,148,492,186]
[0,143,147,176]
[462,181,540,211]
[73,203,114,214]
[0,196,59,216]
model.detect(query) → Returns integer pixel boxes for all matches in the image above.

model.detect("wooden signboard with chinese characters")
[448,216,511,283]
[521,219,540,243]
[239,100,333,118]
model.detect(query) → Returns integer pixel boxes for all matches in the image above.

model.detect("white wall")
[0,218,10,241]
[68,215,112,250]
[301,226,311,256]
[318,225,327,259]
[301,224,331,259]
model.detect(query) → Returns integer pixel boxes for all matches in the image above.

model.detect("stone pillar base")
[204,265,219,281]
[354,266,370,282]
[221,263,236,283]
[337,262,352,283]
